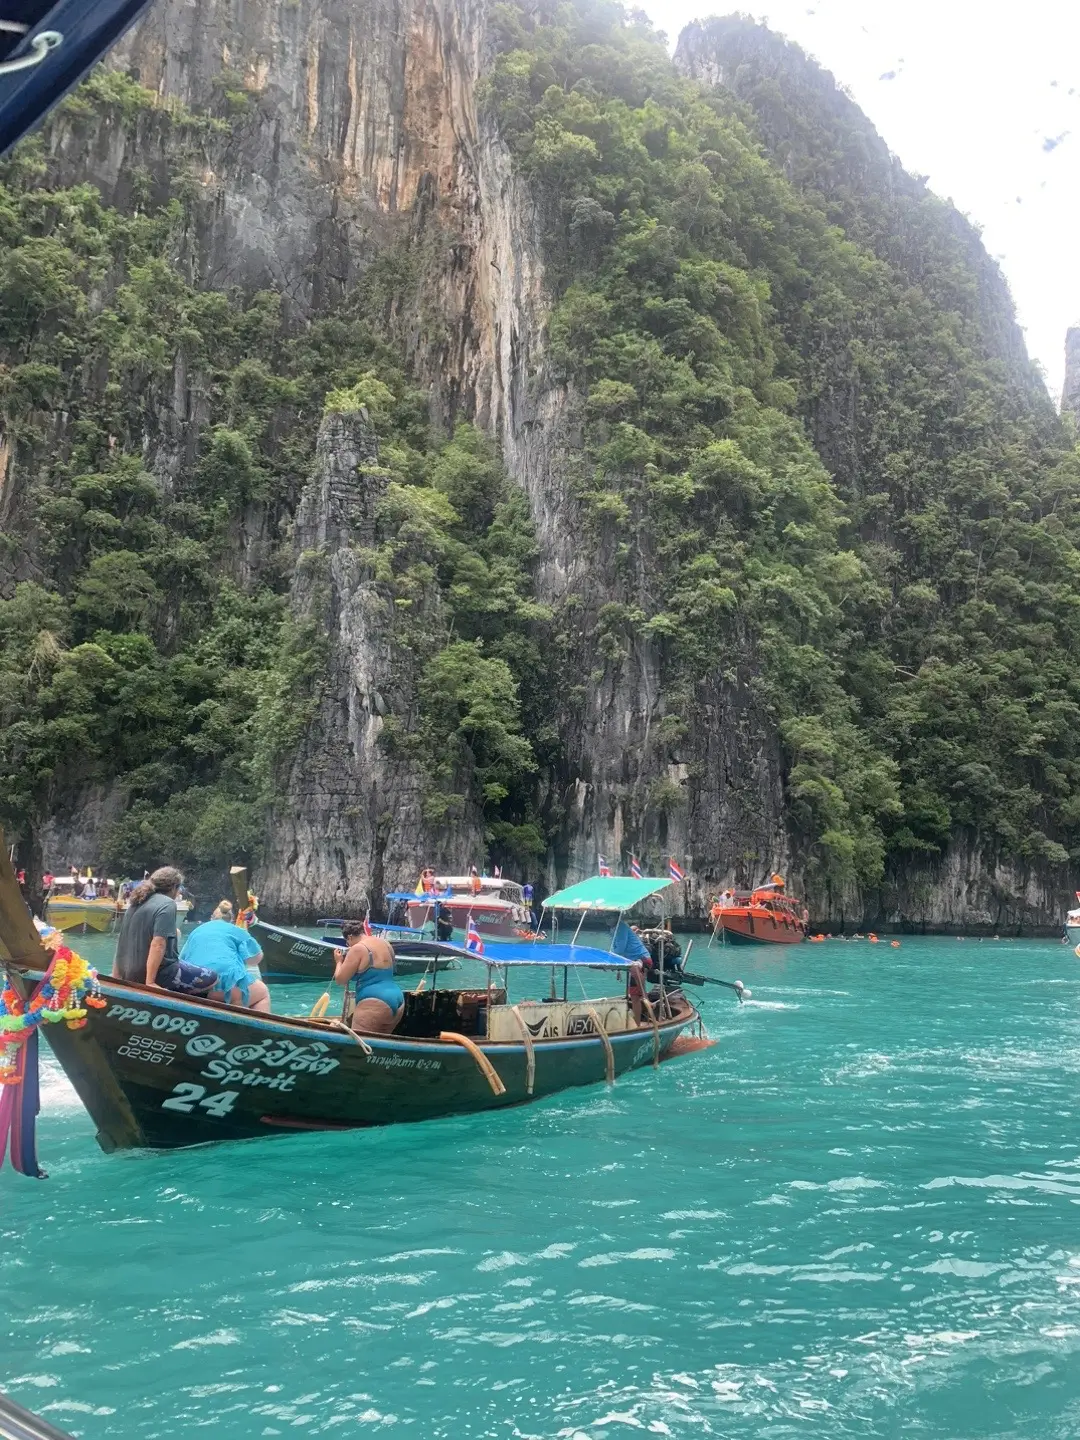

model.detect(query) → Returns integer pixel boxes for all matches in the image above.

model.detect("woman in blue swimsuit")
[333,922,403,1034]
[180,901,271,1012]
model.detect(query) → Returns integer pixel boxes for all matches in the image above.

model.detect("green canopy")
[541,875,674,912]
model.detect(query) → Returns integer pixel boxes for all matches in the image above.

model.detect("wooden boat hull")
[41,975,696,1151]
[719,912,805,945]
[44,897,117,932]
[251,919,461,981]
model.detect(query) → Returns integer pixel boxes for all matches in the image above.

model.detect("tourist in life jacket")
[180,900,271,1012]
[416,867,437,895]
[468,865,482,895]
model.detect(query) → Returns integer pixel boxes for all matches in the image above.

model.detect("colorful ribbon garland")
[0,938,104,1179]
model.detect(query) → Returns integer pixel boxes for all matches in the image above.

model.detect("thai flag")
[630,855,642,879]
[669,857,686,883]
[363,914,373,936]
[598,855,612,877]
[466,916,484,955]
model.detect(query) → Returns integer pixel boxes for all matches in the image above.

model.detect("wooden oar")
[229,864,248,911]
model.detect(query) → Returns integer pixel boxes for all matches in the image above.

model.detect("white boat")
[1066,904,1080,947]
[401,875,535,940]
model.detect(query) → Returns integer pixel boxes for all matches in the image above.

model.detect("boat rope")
[508,1005,536,1095]
[309,992,330,1019]
[639,994,660,1068]
[327,1019,373,1056]
[438,1030,506,1096]
[586,1008,615,1084]
[0,23,62,77]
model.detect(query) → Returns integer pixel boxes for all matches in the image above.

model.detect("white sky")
[647,0,1080,401]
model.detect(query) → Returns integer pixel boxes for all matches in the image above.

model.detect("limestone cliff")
[264,407,485,919]
[85,0,793,918]
[9,0,1076,933]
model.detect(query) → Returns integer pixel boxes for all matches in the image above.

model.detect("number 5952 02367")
[161,1083,239,1117]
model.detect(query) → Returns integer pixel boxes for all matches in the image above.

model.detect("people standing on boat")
[468,865,482,895]
[112,867,217,995]
[179,901,271,1012]
[81,875,98,900]
[42,871,53,891]
[333,921,403,1034]
[417,867,437,895]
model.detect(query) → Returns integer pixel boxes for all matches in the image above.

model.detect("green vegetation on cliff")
[485,0,1080,888]
[2,3,1079,902]
[0,92,542,879]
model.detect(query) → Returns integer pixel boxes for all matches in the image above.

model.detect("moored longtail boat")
[249,918,458,980]
[0,838,705,1156]
[42,893,117,933]
[710,875,808,946]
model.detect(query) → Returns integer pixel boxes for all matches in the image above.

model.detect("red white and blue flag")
[466,916,485,955]
[363,913,373,936]
[598,855,612,877]
[669,857,686,883]
[630,855,642,879]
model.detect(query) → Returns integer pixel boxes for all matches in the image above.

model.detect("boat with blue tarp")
[0,842,713,1156]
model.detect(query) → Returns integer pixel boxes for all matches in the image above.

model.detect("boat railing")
[0,1391,75,1440]
[721,888,801,910]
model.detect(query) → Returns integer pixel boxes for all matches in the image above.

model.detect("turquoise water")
[4,933,1080,1437]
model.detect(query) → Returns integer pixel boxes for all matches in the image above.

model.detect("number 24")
[161,1083,238,1118]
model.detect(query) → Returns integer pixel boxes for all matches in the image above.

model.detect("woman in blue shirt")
[179,901,271,1011]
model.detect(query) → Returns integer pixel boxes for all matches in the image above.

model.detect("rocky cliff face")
[675,17,1054,507]
[264,407,485,919]
[84,0,794,918]
[17,1,1074,932]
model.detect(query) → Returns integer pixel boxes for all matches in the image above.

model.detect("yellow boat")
[43,876,118,932]
[44,894,118,932]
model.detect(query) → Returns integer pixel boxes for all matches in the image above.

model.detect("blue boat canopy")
[0,0,155,156]
[476,941,625,969]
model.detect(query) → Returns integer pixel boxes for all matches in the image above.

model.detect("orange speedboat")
[710,875,808,946]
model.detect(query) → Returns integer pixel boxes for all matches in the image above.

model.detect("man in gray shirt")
[113,867,215,994]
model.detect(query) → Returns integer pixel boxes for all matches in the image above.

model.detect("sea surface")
[3,931,1080,1438]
